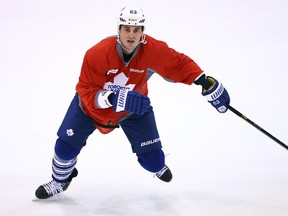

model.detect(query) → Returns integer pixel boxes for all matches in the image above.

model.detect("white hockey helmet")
[117,7,146,31]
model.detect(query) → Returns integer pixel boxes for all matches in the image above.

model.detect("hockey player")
[35,7,230,199]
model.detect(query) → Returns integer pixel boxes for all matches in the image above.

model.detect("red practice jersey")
[76,35,203,134]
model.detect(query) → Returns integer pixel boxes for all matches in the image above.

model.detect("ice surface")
[1,0,288,215]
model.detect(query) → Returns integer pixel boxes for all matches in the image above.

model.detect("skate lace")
[43,180,65,196]
[155,165,168,178]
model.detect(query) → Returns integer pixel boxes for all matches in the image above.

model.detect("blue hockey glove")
[202,76,230,113]
[112,89,151,115]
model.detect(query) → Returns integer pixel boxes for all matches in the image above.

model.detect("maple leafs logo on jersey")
[104,72,135,92]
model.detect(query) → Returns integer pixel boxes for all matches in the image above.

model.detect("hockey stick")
[228,105,288,150]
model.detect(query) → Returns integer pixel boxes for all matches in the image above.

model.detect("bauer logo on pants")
[141,138,160,147]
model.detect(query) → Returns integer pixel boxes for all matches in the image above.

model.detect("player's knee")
[137,149,165,172]
[54,138,82,160]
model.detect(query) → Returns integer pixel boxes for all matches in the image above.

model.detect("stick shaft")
[228,105,288,150]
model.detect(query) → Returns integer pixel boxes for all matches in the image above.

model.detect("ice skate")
[156,165,172,182]
[35,168,78,199]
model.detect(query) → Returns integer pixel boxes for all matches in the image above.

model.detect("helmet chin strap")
[117,34,147,54]
[117,39,133,54]
[139,34,147,44]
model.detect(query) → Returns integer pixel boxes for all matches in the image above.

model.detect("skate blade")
[32,193,66,201]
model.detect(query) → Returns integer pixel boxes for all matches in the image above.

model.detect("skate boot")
[156,165,172,182]
[35,168,78,199]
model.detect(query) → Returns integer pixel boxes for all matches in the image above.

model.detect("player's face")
[118,25,143,54]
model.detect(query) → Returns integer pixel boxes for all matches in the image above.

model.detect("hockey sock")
[52,138,80,183]
[137,149,165,172]
[52,153,77,183]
